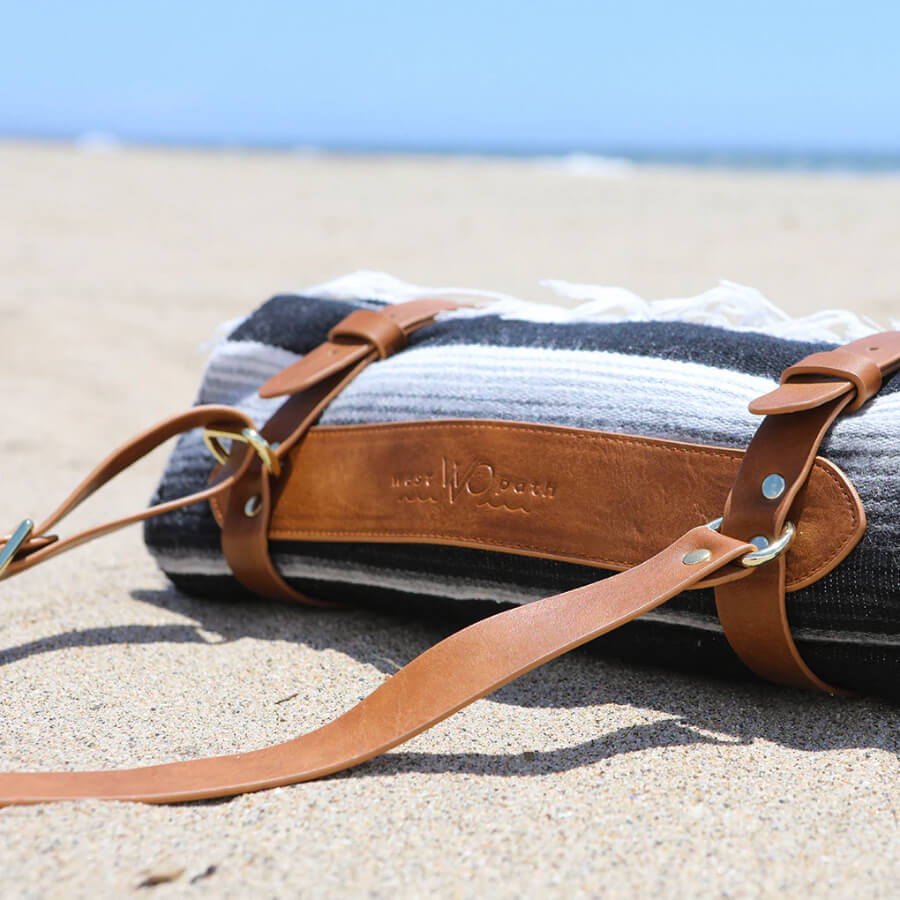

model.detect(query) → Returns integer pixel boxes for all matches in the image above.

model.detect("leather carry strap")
[0,405,263,580]
[0,323,896,803]
[715,331,900,692]
[225,419,866,589]
[0,525,756,805]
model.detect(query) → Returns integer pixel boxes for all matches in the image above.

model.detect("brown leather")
[329,308,407,358]
[208,420,865,592]
[2,318,898,804]
[751,331,900,415]
[216,298,467,602]
[715,399,852,693]
[0,525,755,805]
[749,379,854,415]
[716,330,900,692]
[781,350,882,413]
[0,406,262,580]
[259,298,461,399]
[217,362,373,605]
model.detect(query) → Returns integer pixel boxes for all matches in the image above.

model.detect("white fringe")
[304,270,894,344]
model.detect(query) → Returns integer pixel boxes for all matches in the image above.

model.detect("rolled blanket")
[145,279,900,699]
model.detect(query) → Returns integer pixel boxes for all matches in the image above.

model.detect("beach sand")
[0,140,897,897]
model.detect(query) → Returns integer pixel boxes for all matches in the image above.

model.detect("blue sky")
[2,1,899,151]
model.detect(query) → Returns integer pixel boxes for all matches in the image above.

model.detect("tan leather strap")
[0,405,262,580]
[715,331,900,692]
[330,308,407,358]
[258,299,462,399]
[0,525,755,805]
[217,363,373,605]
[216,298,465,603]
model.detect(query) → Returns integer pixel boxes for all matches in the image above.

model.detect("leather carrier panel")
[211,419,866,592]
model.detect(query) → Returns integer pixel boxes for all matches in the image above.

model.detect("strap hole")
[869,345,879,352]
[244,496,262,518]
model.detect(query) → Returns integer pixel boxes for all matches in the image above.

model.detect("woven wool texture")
[145,291,900,698]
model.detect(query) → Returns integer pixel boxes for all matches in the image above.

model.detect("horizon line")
[5,132,900,172]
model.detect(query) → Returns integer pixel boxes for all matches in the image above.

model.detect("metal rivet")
[750,535,770,551]
[244,495,262,517]
[761,473,786,500]
[683,548,712,565]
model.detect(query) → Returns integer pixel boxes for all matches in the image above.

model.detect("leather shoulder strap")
[0,525,755,805]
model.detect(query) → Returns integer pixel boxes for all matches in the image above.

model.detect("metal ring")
[706,517,796,568]
[202,427,281,477]
[0,519,35,577]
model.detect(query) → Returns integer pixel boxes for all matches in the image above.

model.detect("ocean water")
[64,132,900,173]
[368,145,900,173]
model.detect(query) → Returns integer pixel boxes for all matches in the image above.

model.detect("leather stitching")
[304,420,745,459]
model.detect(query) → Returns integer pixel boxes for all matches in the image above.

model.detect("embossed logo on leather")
[392,458,556,513]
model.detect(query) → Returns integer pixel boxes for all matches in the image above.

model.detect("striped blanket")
[145,277,899,698]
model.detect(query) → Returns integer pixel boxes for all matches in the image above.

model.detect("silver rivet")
[761,473,786,500]
[750,535,770,551]
[244,495,262,517]
[683,548,712,565]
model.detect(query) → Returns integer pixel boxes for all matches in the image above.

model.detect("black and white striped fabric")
[145,287,899,698]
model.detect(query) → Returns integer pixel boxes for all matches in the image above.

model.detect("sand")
[0,140,897,897]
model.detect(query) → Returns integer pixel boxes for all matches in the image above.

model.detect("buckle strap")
[751,330,900,415]
[259,298,461,399]
[215,363,374,607]
[780,348,882,412]
[215,298,466,605]
[329,308,407,358]
[716,328,900,693]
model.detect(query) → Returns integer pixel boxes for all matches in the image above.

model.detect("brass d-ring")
[202,427,281,477]
[707,517,796,568]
